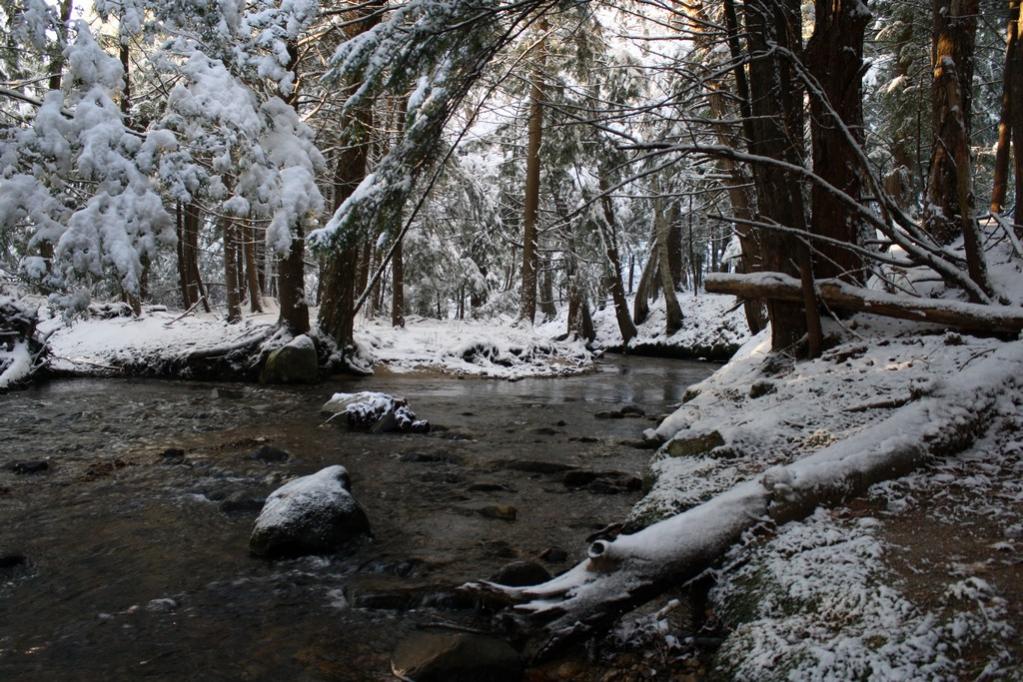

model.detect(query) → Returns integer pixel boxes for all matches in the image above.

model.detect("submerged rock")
[494,459,577,474]
[563,470,642,494]
[321,392,429,434]
[391,632,523,682]
[0,552,27,569]
[259,334,319,384]
[5,460,48,475]
[249,445,290,463]
[488,560,551,587]
[477,505,517,522]
[249,465,369,558]
[665,430,726,457]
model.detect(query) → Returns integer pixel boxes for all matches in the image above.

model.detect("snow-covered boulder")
[321,392,429,433]
[1,295,46,391]
[249,465,369,558]
[259,334,319,384]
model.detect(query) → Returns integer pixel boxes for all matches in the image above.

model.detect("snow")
[546,291,751,358]
[356,315,594,379]
[253,465,357,531]
[0,340,33,390]
[40,307,595,379]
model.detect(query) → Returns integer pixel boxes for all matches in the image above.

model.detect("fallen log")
[704,272,1023,335]
[464,342,1023,662]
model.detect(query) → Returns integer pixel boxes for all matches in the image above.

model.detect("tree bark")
[223,215,242,324]
[276,39,310,334]
[519,35,545,324]
[1002,0,1023,232]
[243,220,263,313]
[923,0,978,245]
[654,195,684,335]
[705,272,1023,334]
[598,175,638,343]
[391,235,405,327]
[632,242,657,325]
[743,0,812,352]
[805,0,869,284]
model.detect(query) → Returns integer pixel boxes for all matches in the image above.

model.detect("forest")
[1,0,1022,679]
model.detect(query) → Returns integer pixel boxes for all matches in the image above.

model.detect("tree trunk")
[1003,0,1023,232]
[539,255,557,321]
[519,27,546,324]
[923,0,978,245]
[805,0,868,284]
[597,176,638,343]
[276,39,311,334]
[632,243,657,325]
[654,195,684,335]
[391,235,405,327]
[243,221,263,313]
[743,0,812,352]
[223,216,242,324]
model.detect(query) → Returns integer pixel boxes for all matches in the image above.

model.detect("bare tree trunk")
[243,221,263,313]
[175,202,191,308]
[632,243,657,325]
[991,0,1017,214]
[598,175,638,343]
[654,194,684,335]
[999,0,1023,232]
[923,0,978,245]
[539,255,557,321]
[743,0,813,352]
[806,0,868,284]
[519,25,546,324]
[223,215,242,324]
[391,236,405,327]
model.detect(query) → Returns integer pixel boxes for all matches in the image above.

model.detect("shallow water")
[0,355,714,681]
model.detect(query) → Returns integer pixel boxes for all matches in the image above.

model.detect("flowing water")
[0,356,714,681]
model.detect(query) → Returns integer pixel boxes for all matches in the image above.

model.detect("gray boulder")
[249,465,369,558]
[259,334,319,384]
[321,391,429,433]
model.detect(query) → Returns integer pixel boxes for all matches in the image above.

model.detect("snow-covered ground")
[39,306,597,379]
[548,291,750,360]
[38,289,746,380]
[618,310,1023,677]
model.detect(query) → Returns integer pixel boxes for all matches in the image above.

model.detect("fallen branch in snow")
[705,272,1023,334]
[464,343,1023,661]
[163,297,206,328]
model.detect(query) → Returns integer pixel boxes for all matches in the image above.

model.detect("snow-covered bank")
[627,316,1023,677]
[579,291,751,361]
[40,308,595,380]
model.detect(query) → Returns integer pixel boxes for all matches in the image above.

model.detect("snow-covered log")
[465,343,1023,661]
[705,272,1023,334]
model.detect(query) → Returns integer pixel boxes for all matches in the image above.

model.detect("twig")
[163,297,206,328]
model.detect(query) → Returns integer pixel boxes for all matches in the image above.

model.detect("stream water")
[0,356,714,681]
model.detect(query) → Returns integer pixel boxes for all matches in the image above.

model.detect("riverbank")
[602,315,1023,678]
[39,307,596,381]
[36,292,743,382]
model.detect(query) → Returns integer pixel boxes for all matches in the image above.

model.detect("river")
[0,355,714,681]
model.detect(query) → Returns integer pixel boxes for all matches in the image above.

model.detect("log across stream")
[0,355,714,681]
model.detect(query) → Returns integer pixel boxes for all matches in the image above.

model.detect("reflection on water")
[0,355,713,681]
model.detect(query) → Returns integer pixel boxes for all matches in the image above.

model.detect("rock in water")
[488,560,552,587]
[321,392,429,433]
[391,633,523,682]
[249,466,369,558]
[259,335,319,384]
